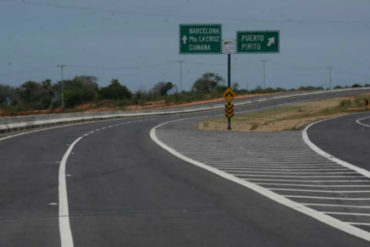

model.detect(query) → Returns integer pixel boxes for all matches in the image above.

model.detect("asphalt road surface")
[1,90,370,246]
[308,112,370,171]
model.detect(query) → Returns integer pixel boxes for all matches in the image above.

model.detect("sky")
[0,0,370,91]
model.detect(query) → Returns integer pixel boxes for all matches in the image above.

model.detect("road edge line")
[59,137,82,247]
[150,120,370,242]
[302,117,370,179]
[355,115,370,128]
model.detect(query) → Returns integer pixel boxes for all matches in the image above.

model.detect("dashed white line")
[58,119,147,247]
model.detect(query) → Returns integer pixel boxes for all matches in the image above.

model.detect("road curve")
[1,91,370,246]
[307,112,370,171]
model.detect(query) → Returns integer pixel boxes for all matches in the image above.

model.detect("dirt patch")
[199,94,370,132]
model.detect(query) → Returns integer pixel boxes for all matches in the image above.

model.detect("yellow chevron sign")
[225,102,234,118]
[222,88,236,102]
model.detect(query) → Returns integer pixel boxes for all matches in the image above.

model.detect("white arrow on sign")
[182,35,188,45]
[267,37,275,47]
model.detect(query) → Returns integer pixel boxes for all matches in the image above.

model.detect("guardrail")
[1,88,369,133]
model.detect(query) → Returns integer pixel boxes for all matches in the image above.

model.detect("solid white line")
[257,183,370,188]
[246,178,370,183]
[323,212,370,217]
[269,188,370,193]
[283,195,370,200]
[222,170,356,175]
[347,222,370,226]
[355,116,370,128]
[59,137,81,247]
[302,117,370,179]
[215,167,350,172]
[150,120,370,242]
[304,203,370,209]
[237,174,361,178]
[57,119,142,247]
[216,166,349,170]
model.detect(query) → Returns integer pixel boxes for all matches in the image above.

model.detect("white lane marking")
[283,195,370,200]
[304,203,370,209]
[356,116,370,128]
[246,178,370,183]
[0,118,132,143]
[222,170,356,175]
[59,136,82,247]
[269,188,370,193]
[215,167,350,172]
[57,118,147,247]
[347,222,370,226]
[324,212,370,217]
[303,118,370,179]
[211,165,348,169]
[237,174,362,178]
[257,183,370,188]
[150,120,370,242]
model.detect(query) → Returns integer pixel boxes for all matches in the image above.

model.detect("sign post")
[223,87,236,130]
[179,25,280,131]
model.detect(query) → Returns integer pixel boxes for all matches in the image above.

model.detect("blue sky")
[1,0,370,91]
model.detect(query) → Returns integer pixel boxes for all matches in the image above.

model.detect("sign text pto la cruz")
[237,31,279,53]
[180,24,222,54]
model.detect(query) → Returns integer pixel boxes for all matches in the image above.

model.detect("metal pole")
[227,54,231,130]
[261,59,267,89]
[179,60,184,93]
[57,65,65,108]
[328,66,332,90]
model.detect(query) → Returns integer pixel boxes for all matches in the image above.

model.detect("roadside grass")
[198,93,370,132]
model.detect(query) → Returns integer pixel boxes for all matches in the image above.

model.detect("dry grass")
[199,93,370,132]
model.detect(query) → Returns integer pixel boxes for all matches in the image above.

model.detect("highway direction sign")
[179,24,222,54]
[237,31,279,53]
[222,88,236,102]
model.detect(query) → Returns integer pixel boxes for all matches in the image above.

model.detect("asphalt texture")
[1,90,370,246]
[308,112,370,171]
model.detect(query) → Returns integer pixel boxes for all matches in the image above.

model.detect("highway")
[1,90,370,246]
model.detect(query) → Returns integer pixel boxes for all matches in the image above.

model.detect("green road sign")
[179,24,222,54]
[237,31,279,53]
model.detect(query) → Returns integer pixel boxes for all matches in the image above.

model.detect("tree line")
[0,72,367,115]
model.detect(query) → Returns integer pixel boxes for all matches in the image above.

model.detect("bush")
[339,99,351,108]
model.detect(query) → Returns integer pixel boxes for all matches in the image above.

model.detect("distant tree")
[298,86,324,91]
[192,73,225,93]
[55,75,99,107]
[15,80,54,109]
[232,82,239,91]
[149,82,174,96]
[0,84,15,105]
[352,83,362,88]
[99,79,132,100]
